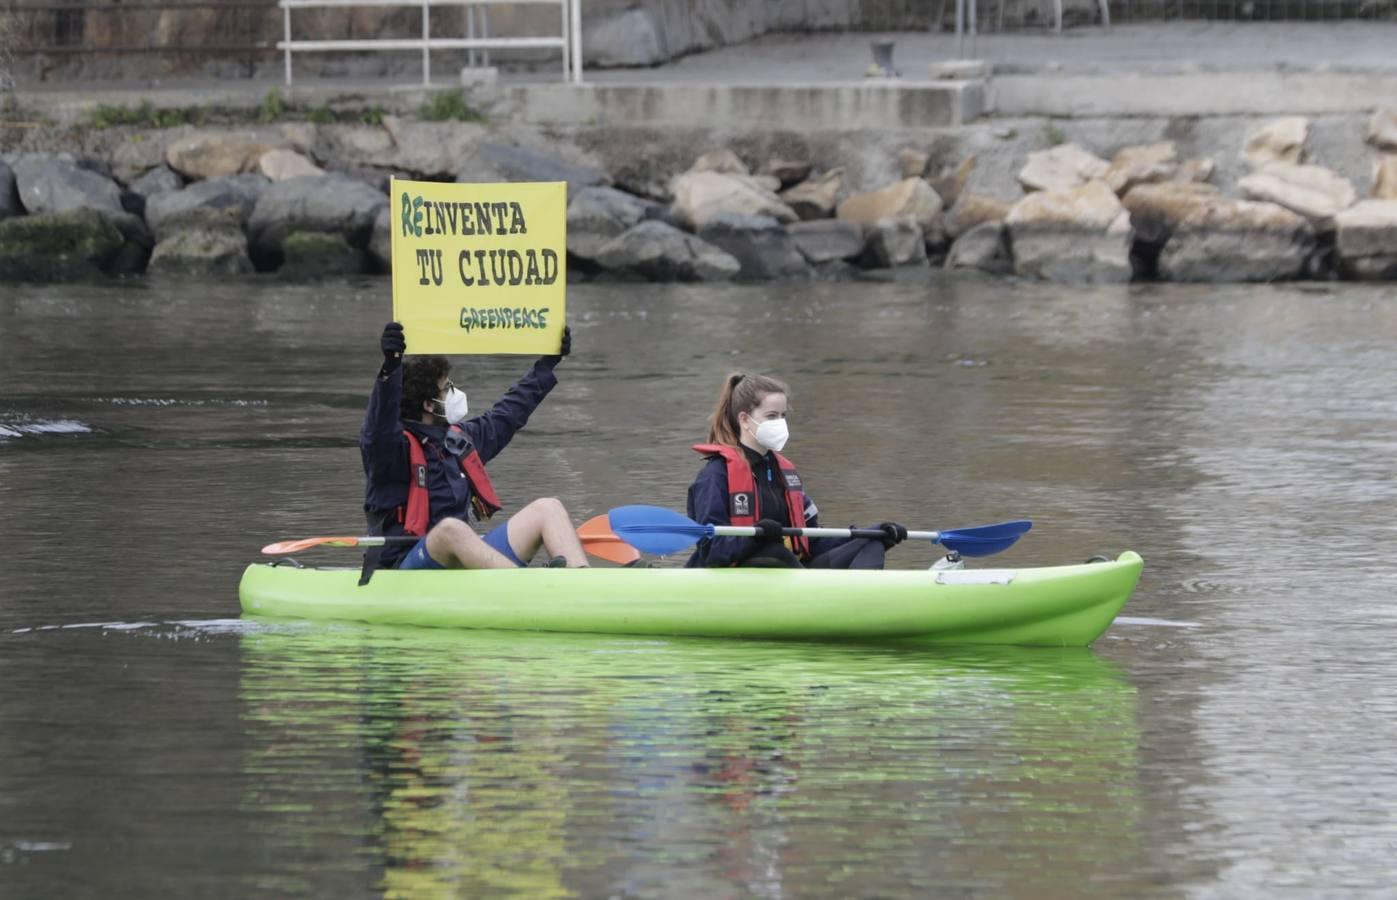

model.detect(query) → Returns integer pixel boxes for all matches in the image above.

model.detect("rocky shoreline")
[2,108,1396,284]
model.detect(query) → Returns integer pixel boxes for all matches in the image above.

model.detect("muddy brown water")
[2,276,1395,897]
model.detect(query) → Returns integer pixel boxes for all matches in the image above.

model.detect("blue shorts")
[397,520,524,569]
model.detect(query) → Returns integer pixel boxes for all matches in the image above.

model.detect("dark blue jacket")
[360,360,558,568]
[684,446,848,567]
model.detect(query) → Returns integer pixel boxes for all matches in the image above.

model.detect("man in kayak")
[360,321,588,572]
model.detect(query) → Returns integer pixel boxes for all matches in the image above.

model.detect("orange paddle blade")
[577,515,640,564]
[262,536,362,555]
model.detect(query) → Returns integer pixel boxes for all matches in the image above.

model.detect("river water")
[1,276,1394,897]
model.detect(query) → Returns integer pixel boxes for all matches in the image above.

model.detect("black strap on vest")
[358,512,390,586]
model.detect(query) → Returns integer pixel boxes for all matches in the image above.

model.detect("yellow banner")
[390,179,566,355]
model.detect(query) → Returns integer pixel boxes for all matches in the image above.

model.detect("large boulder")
[1365,109,1397,153]
[860,217,927,269]
[278,231,365,279]
[246,173,387,270]
[1242,117,1309,170]
[741,174,783,194]
[112,134,173,184]
[1334,200,1397,280]
[670,171,797,229]
[788,219,864,264]
[837,178,942,230]
[0,209,125,281]
[313,124,403,172]
[927,156,976,210]
[897,148,930,179]
[762,158,812,188]
[11,156,150,274]
[12,155,124,218]
[696,213,810,281]
[781,168,843,221]
[1005,180,1132,284]
[1017,144,1109,194]
[946,222,1011,275]
[259,149,323,181]
[145,173,270,241]
[368,206,392,273]
[1158,199,1314,283]
[126,166,184,206]
[166,130,281,180]
[1,161,22,218]
[148,226,254,277]
[567,186,665,261]
[461,142,610,198]
[595,220,739,282]
[1238,162,1356,231]
[581,6,666,67]
[1122,181,1221,270]
[384,118,487,180]
[1105,142,1178,195]
[1373,156,1397,200]
[943,192,1010,240]
[105,212,156,276]
[1174,158,1217,184]
[690,149,748,176]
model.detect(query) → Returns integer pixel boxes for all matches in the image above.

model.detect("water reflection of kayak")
[239,551,1142,647]
[238,626,1143,897]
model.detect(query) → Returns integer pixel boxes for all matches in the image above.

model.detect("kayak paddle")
[262,535,417,554]
[607,504,1032,557]
[263,520,640,564]
[576,514,641,564]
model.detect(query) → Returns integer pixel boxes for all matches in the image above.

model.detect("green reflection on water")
[240,623,1145,898]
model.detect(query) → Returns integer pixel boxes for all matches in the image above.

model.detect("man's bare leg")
[504,497,589,567]
[424,518,516,569]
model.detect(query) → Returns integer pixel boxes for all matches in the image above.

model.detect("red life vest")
[401,427,502,536]
[692,443,810,558]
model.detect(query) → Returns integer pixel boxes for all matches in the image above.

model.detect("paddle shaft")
[712,525,937,541]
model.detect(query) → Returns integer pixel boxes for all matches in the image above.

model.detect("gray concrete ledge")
[991,71,1397,118]
[487,81,984,130]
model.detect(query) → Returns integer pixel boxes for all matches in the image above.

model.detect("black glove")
[539,325,572,369]
[753,518,785,542]
[874,521,908,548]
[379,322,406,374]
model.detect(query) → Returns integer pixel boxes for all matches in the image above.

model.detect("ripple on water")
[0,417,91,440]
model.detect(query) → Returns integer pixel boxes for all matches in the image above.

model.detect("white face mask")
[752,417,789,452]
[433,387,469,425]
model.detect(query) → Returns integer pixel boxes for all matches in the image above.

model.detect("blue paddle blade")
[937,520,1032,558]
[609,505,713,556]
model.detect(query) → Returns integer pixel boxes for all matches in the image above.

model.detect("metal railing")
[277,0,582,86]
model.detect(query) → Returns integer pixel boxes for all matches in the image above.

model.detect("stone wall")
[5,107,1396,286]
[3,0,1065,82]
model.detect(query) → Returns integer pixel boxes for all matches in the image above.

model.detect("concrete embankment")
[5,24,1397,285]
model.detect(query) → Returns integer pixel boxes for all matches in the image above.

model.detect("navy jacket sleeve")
[459,361,559,464]
[686,458,759,568]
[360,367,409,486]
[800,495,853,558]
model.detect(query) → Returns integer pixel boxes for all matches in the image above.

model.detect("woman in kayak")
[360,321,588,572]
[686,372,907,568]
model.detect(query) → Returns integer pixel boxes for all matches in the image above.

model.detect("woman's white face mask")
[433,386,469,425]
[753,417,789,452]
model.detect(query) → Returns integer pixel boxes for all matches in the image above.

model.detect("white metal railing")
[278,0,582,86]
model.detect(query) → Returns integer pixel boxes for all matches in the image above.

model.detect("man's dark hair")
[400,355,451,422]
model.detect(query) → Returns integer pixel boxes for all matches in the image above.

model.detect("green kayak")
[238,551,1142,647]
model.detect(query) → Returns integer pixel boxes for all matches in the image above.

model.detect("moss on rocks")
[0,209,124,281]
[278,230,364,279]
